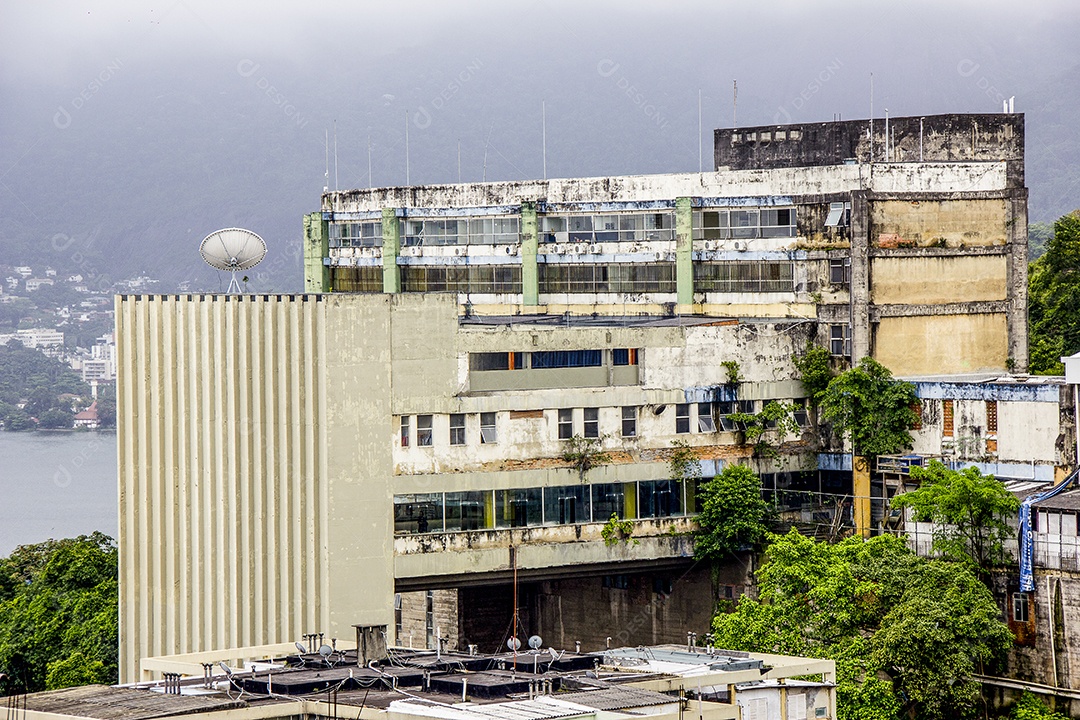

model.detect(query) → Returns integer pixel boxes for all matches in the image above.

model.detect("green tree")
[892,460,1019,582]
[3,408,35,431]
[793,345,833,408]
[1029,210,1080,374]
[1006,690,1069,720]
[38,407,74,429]
[694,465,769,562]
[1028,221,1054,261]
[819,357,919,458]
[0,533,118,694]
[712,530,1012,720]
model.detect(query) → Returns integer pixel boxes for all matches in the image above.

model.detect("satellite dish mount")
[199,228,267,294]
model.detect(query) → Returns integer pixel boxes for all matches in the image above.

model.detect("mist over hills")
[1,1,1078,292]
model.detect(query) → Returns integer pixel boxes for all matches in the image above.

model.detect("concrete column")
[521,202,539,307]
[304,212,330,293]
[676,197,694,308]
[1007,188,1030,372]
[853,455,871,539]
[382,208,401,294]
[848,191,871,363]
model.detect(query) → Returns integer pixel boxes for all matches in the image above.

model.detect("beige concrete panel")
[999,401,1061,465]
[870,255,1007,304]
[871,198,1008,247]
[873,313,1008,376]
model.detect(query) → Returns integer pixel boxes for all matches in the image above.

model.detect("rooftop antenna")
[869,72,874,162]
[199,228,267,294]
[367,133,373,189]
[698,88,702,172]
[404,111,410,185]
[333,120,339,191]
[457,139,462,183]
[482,121,495,182]
[542,100,547,180]
[324,130,329,192]
[732,80,737,129]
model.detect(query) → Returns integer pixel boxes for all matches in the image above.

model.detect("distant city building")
[25,277,55,292]
[73,401,99,429]
[3,327,64,349]
[14,265,32,278]
[81,334,116,383]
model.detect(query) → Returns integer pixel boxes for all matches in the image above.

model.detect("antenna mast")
[333,120,339,191]
[732,80,737,129]
[405,111,411,185]
[542,100,547,181]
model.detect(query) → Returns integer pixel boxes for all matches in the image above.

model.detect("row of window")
[693,208,796,240]
[541,213,675,244]
[398,401,807,449]
[540,263,676,294]
[393,479,697,534]
[401,217,521,246]
[400,265,522,293]
[694,261,794,293]
[470,349,637,372]
[330,221,383,248]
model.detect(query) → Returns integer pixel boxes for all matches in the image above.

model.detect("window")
[329,266,383,292]
[400,416,410,447]
[694,261,795,293]
[697,402,716,433]
[541,212,674,244]
[693,207,795,240]
[942,400,954,438]
[675,404,691,434]
[1013,592,1029,623]
[539,263,677,294]
[612,348,638,366]
[829,324,851,357]
[394,493,444,534]
[602,575,630,590]
[401,265,522,293]
[470,352,524,371]
[425,590,434,649]
[824,201,850,227]
[653,577,673,596]
[394,594,402,643]
[986,401,998,435]
[445,490,488,531]
[793,401,810,427]
[621,406,637,437]
[543,485,587,525]
[591,483,626,521]
[329,220,383,248]
[584,408,599,438]
[449,414,466,445]
[639,479,683,518]
[417,415,433,446]
[558,408,574,439]
[829,257,851,285]
[480,412,497,444]
[532,350,603,369]
[495,487,542,528]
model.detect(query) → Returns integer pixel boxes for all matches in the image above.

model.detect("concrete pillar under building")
[382,208,401,293]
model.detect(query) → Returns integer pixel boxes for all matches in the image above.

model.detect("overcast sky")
[2,0,1078,288]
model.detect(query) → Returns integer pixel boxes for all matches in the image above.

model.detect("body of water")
[0,431,117,555]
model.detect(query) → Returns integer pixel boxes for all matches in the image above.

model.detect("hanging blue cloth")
[1019,468,1079,592]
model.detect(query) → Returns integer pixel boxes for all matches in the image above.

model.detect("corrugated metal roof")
[554,686,678,710]
[20,685,245,720]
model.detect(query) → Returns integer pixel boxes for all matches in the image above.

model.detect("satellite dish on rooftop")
[507,637,521,651]
[318,644,334,658]
[199,227,267,293]
[295,642,308,654]
[528,635,543,650]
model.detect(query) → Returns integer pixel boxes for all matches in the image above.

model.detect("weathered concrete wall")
[870,255,1008,305]
[396,590,458,650]
[874,313,1007,376]
[1002,570,1080,698]
[871,198,1009,248]
[715,113,1024,173]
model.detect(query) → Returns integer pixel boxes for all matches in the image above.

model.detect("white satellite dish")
[507,637,521,651]
[199,227,267,293]
[528,635,543,650]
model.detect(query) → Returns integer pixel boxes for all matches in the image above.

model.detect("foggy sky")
[2,0,1078,290]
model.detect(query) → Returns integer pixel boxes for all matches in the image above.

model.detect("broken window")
[829,324,851,357]
[697,402,717,433]
[400,416,410,447]
[793,400,810,428]
[583,408,599,438]
[449,414,466,445]
[480,412,497,444]
[621,406,637,437]
[558,408,574,440]
[675,404,691,434]
[824,201,851,228]
[417,415,433,446]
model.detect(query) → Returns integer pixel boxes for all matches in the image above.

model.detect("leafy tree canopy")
[694,464,769,563]
[1006,690,1069,720]
[793,345,834,408]
[0,533,118,694]
[892,460,1019,582]
[1029,210,1080,374]
[711,530,1013,720]
[818,357,919,457]
[0,343,90,422]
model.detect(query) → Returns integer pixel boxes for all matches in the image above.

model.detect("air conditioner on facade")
[733,241,748,251]
[589,244,601,254]
[704,241,717,251]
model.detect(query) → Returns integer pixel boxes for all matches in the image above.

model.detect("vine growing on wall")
[728,401,802,462]
[721,360,742,390]
[601,513,638,547]
[669,439,703,484]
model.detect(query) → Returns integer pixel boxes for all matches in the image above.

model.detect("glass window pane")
[495,488,542,528]
[638,480,683,518]
[445,491,489,531]
[543,485,588,525]
[591,483,626,522]
[394,493,444,534]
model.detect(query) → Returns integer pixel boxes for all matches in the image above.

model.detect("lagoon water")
[0,431,117,554]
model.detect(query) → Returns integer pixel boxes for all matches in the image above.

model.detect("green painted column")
[303,212,330,293]
[675,197,694,307]
[382,208,401,294]
[521,202,539,306]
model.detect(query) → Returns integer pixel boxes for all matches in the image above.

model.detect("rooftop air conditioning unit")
[733,241,748,251]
